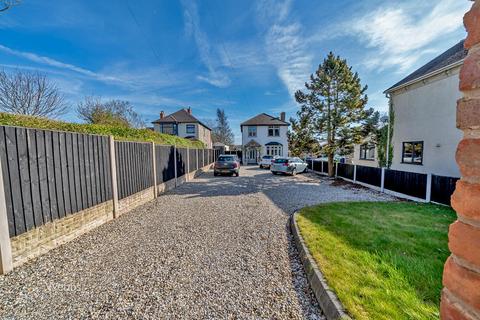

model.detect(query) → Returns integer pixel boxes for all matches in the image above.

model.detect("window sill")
[359,158,375,161]
[401,162,423,166]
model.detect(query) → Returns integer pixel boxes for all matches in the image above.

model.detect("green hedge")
[0,113,205,148]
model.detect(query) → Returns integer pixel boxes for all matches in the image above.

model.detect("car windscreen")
[262,155,273,159]
[274,158,289,163]
[218,156,235,162]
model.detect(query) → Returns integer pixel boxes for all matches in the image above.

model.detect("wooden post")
[0,156,13,274]
[425,173,432,203]
[109,136,119,218]
[151,142,157,198]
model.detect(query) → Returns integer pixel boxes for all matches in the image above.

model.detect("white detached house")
[240,113,289,164]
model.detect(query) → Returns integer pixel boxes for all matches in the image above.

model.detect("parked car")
[214,155,240,176]
[259,155,276,169]
[271,157,308,175]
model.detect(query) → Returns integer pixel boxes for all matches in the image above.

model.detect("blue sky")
[0,0,470,144]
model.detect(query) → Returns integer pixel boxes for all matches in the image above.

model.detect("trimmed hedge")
[0,113,205,148]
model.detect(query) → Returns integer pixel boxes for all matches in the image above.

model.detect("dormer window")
[268,126,280,137]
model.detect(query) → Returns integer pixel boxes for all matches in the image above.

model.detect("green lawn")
[0,113,205,148]
[296,201,456,320]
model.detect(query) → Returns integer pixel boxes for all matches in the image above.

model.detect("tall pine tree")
[288,105,319,157]
[295,52,368,176]
[211,108,234,145]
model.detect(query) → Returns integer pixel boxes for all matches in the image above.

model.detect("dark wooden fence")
[384,169,427,199]
[431,175,459,206]
[337,163,354,180]
[176,148,188,178]
[356,165,382,187]
[115,141,154,200]
[189,148,198,173]
[308,158,458,205]
[0,126,112,237]
[155,145,175,183]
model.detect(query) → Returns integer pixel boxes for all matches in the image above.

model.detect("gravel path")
[0,166,393,319]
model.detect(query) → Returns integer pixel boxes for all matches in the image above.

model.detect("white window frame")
[268,125,280,137]
[248,126,257,137]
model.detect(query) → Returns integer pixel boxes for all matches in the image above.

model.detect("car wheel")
[235,172,240,177]
[214,172,218,176]
[272,171,277,175]
[259,165,263,169]
[292,168,297,176]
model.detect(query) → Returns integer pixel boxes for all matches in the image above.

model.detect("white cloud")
[352,0,470,72]
[181,0,231,88]
[257,0,312,97]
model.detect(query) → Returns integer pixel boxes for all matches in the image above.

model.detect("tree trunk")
[328,153,334,177]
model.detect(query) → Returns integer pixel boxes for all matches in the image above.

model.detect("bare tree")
[77,96,145,128]
[0,70,67,118]
[0,0,21,12]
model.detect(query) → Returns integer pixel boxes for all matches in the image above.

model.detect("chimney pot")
[280,112,286,121]
[160,111,164,119]
[187,107,192,115]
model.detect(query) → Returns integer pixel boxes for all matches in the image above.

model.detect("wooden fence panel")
[337,163,354,180]
[431,175,459,206]
[0,126,112,237]
[115,141,153,200]
[356,165,382,187]
[322,161,329,173]
[188,149,197,172]
[155,145,175,183]
[384,169,427,199]
[176,148,187,177]
[312,160,322,172]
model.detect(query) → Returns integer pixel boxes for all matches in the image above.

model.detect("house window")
[248,126,257,137]
[160,123,177,135]
[186,124,195,134]
[359,144,375,160]
[268,126,280,137]
[266,145,283,156]
[402,141,423,165]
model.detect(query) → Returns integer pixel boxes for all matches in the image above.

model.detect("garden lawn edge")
[291,211,352,320]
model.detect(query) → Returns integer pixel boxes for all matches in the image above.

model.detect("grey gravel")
[0,166,393,319]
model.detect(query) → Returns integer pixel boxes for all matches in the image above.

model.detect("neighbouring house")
[152,107,212,148]
[352,136,379,168]
[384,40,466,177]
[213,142,229,154]
[240,112,289,164]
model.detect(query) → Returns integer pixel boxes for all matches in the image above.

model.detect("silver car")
[270,157,308,175]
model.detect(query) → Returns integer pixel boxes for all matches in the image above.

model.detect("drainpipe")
[385,93,392,169]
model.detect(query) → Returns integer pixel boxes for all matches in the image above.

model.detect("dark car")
[214,155,240,176]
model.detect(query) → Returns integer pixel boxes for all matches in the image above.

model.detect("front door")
[247,148,257,164]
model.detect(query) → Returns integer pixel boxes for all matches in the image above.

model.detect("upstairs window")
[186,124,195,134]
[359,144,375,160]
[160,123,177,135]
[268,126,280,137]
[402,141,423,165]
[248,126,257,137]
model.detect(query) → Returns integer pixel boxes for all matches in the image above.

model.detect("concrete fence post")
[335,162,338,177]
[380,167,385,193]
[353,164,357,183]
[174,145,178,187]
[196,148,199,172]
[0,156,13,274]
[151,142,157,198]
[186,146,190,181]
[426,173,432,203]
[109,136,119,218]
[311,159,314,172]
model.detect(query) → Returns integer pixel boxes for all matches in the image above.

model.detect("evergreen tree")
[211,108,234,145]
[295,52,368,176]
[288,106,319,157]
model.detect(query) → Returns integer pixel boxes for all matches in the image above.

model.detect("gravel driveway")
[0,166,393,319]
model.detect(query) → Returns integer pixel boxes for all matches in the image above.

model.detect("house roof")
[240,113,289,127]
[152,108,211,130]
[385,40,467,93]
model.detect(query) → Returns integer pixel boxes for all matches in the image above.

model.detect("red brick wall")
[441,1,480,319]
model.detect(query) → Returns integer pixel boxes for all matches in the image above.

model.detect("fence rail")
[309,159,458,205]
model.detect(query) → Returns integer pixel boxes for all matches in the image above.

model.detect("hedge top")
[0,113,205,149]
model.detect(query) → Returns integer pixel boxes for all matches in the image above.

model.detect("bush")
[0,113,205,148]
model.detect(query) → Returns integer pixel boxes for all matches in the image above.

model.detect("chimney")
[187,107,192,115]
[160,111,165,119]
[280,112,286,121]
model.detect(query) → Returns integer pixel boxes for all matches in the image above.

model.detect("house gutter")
[383,59,464,94]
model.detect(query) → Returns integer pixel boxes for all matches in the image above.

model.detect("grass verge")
[296,201,456,320]
[0,113,205,148]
